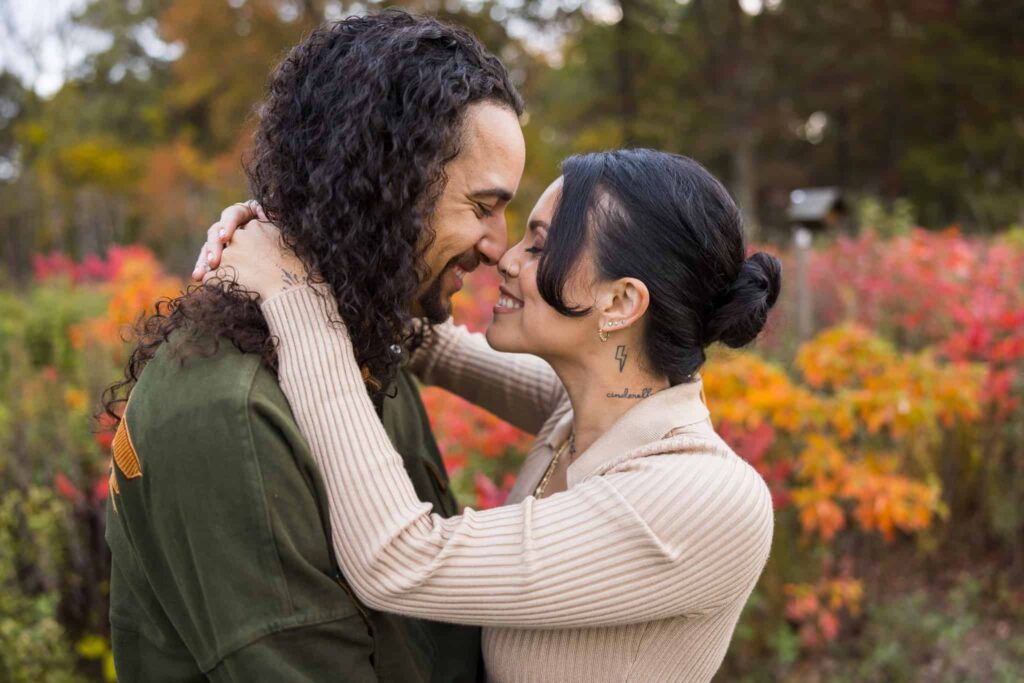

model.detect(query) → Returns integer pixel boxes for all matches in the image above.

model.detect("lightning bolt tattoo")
[615,345,627,372]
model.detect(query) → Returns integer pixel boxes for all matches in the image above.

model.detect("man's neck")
[546,345,670,459]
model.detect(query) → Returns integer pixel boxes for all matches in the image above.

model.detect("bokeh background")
[1,1,1022,681]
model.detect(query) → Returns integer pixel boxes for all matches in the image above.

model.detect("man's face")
[415,101,526,322]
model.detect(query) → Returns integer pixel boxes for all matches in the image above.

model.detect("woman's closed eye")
[525,245,543,254]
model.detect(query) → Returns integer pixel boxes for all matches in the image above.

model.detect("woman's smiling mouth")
[494,286,524,313]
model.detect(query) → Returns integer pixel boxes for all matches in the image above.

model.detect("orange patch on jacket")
[109,418,142,512]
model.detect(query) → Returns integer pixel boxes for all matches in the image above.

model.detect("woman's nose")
[497,250,520,279]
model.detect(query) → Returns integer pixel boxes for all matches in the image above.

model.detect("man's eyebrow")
[468,188,514,203]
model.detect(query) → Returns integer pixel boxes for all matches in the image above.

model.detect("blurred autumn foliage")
[3,0,1023,284]
[2,231,1023,682]
[0,247,181,681]
[1,0,1023,680]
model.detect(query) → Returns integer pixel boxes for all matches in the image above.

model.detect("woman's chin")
[485,320,517,353]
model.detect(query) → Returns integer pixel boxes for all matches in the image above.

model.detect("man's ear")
[595,277,650,332]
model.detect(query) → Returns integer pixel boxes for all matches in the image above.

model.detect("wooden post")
[794,226,813,341]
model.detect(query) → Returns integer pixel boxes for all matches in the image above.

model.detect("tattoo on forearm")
[606,387,653,400]
[281,267,306,288]
[615,345,627,372]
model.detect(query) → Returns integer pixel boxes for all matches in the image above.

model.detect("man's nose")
[476,219,509,266]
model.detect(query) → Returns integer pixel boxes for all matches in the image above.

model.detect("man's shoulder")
[138,333,262,401]
[123,334,296,476]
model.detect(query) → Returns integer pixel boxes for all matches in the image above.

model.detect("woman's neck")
[547,342,670,458]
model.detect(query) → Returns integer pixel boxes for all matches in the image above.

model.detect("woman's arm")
[261,286,774,629]
[408,319,565,435]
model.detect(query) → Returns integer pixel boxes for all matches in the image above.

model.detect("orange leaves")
[791,436,943,543]
[70,246,183,362]
[703,351,821,433]
[795,324,895,391]
[794,491,846,541]
[806,228,1024,418]
[706,321,978,548]
[846,468,942,542]
[784,575,864,647]
[421,385,533,477]
[63,388,87,412]
[795,323,986,441]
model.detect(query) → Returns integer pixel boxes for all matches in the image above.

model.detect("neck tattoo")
[280,267,307,290]
[615,345,627,372]
[606,387,654,400]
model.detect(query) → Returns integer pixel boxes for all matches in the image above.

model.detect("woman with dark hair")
[212,149,781,682]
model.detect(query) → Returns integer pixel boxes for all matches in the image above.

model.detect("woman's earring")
[599,328,609,342]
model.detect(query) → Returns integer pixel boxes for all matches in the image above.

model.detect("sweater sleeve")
[261,286,774,629]
[407,319,566,435]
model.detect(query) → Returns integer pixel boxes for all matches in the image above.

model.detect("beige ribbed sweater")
[261,286,774,683]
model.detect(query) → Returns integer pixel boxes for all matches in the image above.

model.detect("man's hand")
[203,220,311,302]
[191,200,269,282]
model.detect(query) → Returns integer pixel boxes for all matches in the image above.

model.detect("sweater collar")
[543,374,711,488]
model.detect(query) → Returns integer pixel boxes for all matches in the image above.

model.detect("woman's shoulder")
[596,428,775,602]
[604,427,774,525]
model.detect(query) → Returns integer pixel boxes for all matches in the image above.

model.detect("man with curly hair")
[104,11,525,681]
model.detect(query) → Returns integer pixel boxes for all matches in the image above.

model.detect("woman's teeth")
[498,295,523,309]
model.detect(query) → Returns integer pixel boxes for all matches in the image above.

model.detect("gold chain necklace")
[534,432,575,499]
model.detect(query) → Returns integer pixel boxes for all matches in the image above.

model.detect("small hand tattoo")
[615,345,627,372]
[606,387,653,400]
[281,267,306,289]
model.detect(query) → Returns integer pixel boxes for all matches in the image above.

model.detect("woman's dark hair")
[538,149,781,385]
[103,10,523,421]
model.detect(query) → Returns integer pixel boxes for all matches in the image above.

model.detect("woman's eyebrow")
[528,219,549,232]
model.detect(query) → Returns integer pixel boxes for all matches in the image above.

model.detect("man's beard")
[417,272,452,324]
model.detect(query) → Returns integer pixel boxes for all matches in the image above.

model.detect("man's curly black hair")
[103,10,523,421]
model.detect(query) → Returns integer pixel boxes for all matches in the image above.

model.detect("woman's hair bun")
[703,251,782,348]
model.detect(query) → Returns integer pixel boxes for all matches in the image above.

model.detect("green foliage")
[830,575,1024,683]
[725,570,1024,683]
[0,591,84,683]
[0,487,84,683]
[855,196,916,238]
[0,280,117,681]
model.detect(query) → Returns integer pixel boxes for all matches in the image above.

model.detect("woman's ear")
[596,277,650,332]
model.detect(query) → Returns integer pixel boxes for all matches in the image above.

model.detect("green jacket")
[106,336,481,682]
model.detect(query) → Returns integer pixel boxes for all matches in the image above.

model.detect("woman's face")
[486,177,600,360]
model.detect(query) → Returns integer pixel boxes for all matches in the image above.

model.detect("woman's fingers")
[207,205,248,268]
[222,202,257,240]
[252,201,269,222]
[191,202,264,282]
[192,242,211,282]
[212,219,305,300]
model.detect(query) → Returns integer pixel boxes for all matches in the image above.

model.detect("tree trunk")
[732,125,760,242]
[615,0,638,146]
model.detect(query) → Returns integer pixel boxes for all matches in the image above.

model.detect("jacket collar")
[542,375,710,488]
